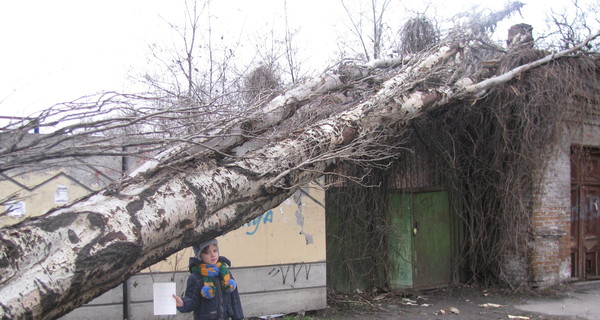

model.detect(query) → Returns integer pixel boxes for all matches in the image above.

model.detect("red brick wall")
[529,141,572,287]
[527,123,600,287]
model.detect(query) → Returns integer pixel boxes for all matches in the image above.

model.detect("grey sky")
[0,0,593,118]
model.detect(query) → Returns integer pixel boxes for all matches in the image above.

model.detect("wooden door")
[388,193,414,288]
[389,191,452,289]
[412,191,452,288]
[571,147,600,279]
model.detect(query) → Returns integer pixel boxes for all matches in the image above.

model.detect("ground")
[302,285,583,320]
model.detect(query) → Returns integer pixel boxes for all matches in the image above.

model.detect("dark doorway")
[571,147,600,279]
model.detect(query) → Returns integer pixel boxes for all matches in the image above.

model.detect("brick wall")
[529,139,572,287]
[527,122,600,287]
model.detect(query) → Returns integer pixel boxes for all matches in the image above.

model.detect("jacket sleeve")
[228,269,244,320]
[220,257,244,320]
[178,274,201,313]
[229,284,244,320]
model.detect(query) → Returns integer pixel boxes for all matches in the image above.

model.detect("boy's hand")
[173,294,184,308]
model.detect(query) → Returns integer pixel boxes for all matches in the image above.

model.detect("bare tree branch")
[0,2,598,318]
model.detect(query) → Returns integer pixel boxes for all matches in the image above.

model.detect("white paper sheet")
[55,184,69,203]
[5,201,26,218]
[153,282,177,315]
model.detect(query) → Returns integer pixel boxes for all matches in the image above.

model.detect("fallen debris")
[401,298,418,306]
[436,307,460,315]
[479,303,507,308]
[449,307,460,314]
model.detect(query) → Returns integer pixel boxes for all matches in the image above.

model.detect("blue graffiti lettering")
[245,210,274,235]
[264,210,273,223]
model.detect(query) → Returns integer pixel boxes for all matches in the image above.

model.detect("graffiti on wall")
[268,262,313,285]
[240,188,320,241]
[244,210,274,235]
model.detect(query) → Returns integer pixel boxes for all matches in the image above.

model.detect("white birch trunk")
[0,43,458,320]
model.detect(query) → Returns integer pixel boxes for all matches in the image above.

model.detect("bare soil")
[306,285,579,320]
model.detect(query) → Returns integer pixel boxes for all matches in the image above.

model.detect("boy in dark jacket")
[174,239,244,320]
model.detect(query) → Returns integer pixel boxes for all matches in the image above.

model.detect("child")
[173,239,244,320]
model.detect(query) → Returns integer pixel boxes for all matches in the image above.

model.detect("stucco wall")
[65,184,326,318]
[146,184,326,271]
[61,262,327,319]
[0,138,327,318]
[0,159,121,227]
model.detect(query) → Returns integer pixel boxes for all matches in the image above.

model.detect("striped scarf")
[191,262,237,299]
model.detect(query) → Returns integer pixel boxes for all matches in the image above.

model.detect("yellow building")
[0,135,326,319]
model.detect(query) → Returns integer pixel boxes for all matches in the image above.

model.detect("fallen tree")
[1,17,598,319]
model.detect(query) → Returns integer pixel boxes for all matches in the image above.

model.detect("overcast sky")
[0,0,594,118]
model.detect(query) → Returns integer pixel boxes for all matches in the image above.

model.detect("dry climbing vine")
[414,53,599,286]
[325,49,599,290]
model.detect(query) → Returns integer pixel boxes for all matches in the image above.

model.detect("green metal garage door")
[389,191,452,289]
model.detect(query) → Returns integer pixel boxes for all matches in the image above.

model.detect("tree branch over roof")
[0,2,599,318]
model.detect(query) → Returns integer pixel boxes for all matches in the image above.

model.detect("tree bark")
[1,32,597,319]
